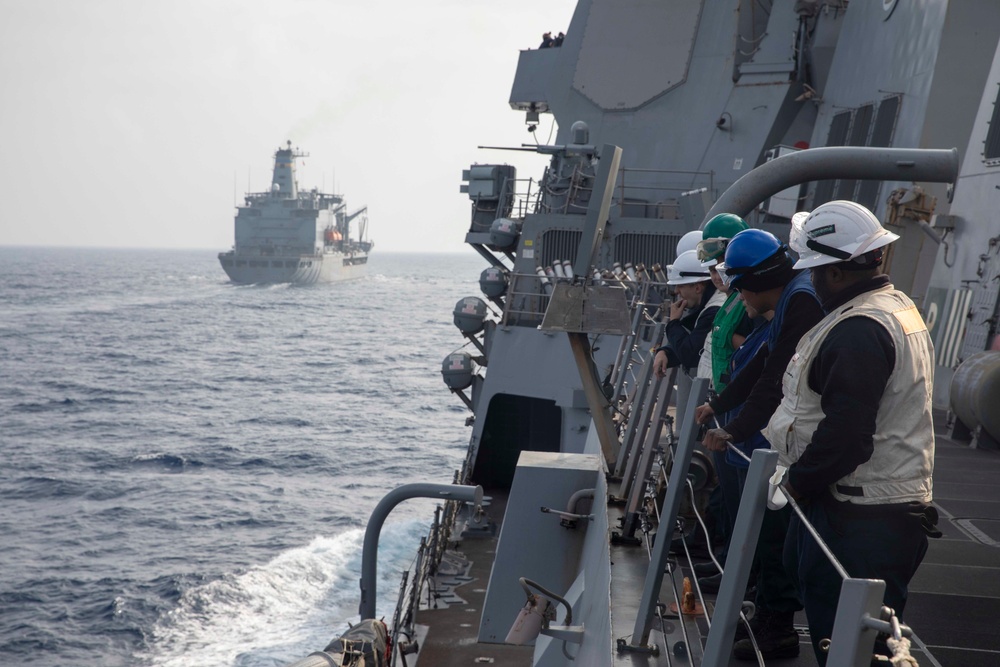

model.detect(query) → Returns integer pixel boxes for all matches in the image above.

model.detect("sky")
[0,0,576,253]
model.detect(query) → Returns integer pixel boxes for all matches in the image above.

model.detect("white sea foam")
[139,520,429,667]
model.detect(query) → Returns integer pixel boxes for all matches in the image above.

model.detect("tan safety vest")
[762,285,935,504]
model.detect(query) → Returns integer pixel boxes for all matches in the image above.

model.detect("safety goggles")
[697,237,729,263]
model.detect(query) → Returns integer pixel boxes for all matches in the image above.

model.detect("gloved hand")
[767,465,788,510]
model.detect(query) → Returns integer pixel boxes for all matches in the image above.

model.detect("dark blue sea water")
[0,247,484,666]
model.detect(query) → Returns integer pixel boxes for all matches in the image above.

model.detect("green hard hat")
[702,213,748,240]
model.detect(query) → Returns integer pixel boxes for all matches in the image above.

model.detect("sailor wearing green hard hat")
[696,213,756,393]
[680,214,760,599]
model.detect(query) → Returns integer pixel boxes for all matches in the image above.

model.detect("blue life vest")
[724,272,817,467]
[724,320,772,468]
[767,270,817,352]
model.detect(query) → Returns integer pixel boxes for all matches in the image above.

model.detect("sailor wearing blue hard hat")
[694,226,825,661]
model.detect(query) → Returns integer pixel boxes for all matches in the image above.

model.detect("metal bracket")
[541,624,585,644]
[540,506,594,522]
[616,638,660,655]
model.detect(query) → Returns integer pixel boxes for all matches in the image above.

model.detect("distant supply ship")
[219,141,372,284]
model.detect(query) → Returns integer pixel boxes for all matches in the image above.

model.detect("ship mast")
[271,139,309,198]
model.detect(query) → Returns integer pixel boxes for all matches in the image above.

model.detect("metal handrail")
[500,270,669,326]
[617,166,716,214]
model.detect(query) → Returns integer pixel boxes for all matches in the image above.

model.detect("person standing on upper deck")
[652,249,725,377]
[691,214,755,586]
[698,214,755,392]
[694,228,825,660]
[765,201,939,665]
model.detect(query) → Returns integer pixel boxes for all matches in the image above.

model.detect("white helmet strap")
[807,227,888,263]
[806,237,852,261]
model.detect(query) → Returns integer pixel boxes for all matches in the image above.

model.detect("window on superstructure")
[984,84,1000,162]
[858,95,901,209]
[813,111,852,207]
[835,103,875,201]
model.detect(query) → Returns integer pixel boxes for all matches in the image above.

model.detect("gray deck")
[902,415,1000,667]
[407,414,1000,665]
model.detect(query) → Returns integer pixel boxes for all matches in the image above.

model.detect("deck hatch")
[472,394,562,489]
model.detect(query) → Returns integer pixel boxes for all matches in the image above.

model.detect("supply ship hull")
[219,141,371,285]
[218,248,368,285]
[281,2,1000,666]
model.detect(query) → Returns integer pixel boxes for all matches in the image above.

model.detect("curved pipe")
[566,488,595,514]
[359,483,483,620]
[702,147,959,224]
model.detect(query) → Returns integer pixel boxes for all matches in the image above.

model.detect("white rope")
[886,636,920,666]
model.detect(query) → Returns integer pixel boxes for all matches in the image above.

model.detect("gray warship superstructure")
[287,2,1000,666]
[219,141,371,284]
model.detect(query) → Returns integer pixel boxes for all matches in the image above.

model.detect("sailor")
[692,214,756,589]
[652,249,726,378]
[695,229,825,660]
[764,201,939,665]
[697,214,755,393]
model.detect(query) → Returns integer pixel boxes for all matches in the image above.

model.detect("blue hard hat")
[724,229,788,289]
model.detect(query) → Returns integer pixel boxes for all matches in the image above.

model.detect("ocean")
[0,247,485,666]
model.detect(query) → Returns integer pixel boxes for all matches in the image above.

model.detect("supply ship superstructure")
[284,2,1000,666]
[219,141,371,285]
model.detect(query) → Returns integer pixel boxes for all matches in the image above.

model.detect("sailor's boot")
[732,610,799,660]
[733,608,770,642]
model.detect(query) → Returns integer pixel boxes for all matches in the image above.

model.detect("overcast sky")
[0,0,575,253]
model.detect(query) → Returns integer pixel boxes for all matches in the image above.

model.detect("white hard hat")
[790,200,899,269]
[667,250,712,285]
[676,230,703,256]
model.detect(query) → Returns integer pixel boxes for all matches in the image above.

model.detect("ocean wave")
[130,453,204,470]
[1,476,90,499]
[237,416,313,428]
[0,250,480,666]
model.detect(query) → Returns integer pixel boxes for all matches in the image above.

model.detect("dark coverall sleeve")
[713,293,825,442]
[659,306,720,370]
[710,341,768,413]
[787,316,896,499]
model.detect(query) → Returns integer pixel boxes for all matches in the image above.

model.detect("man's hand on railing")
[653,349,670,378]
[702,427,732,452]
[694,402,715,425]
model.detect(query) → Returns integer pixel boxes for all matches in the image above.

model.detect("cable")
[518,577,577,660]
[941,229,955,268]
[711,419,850,580]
